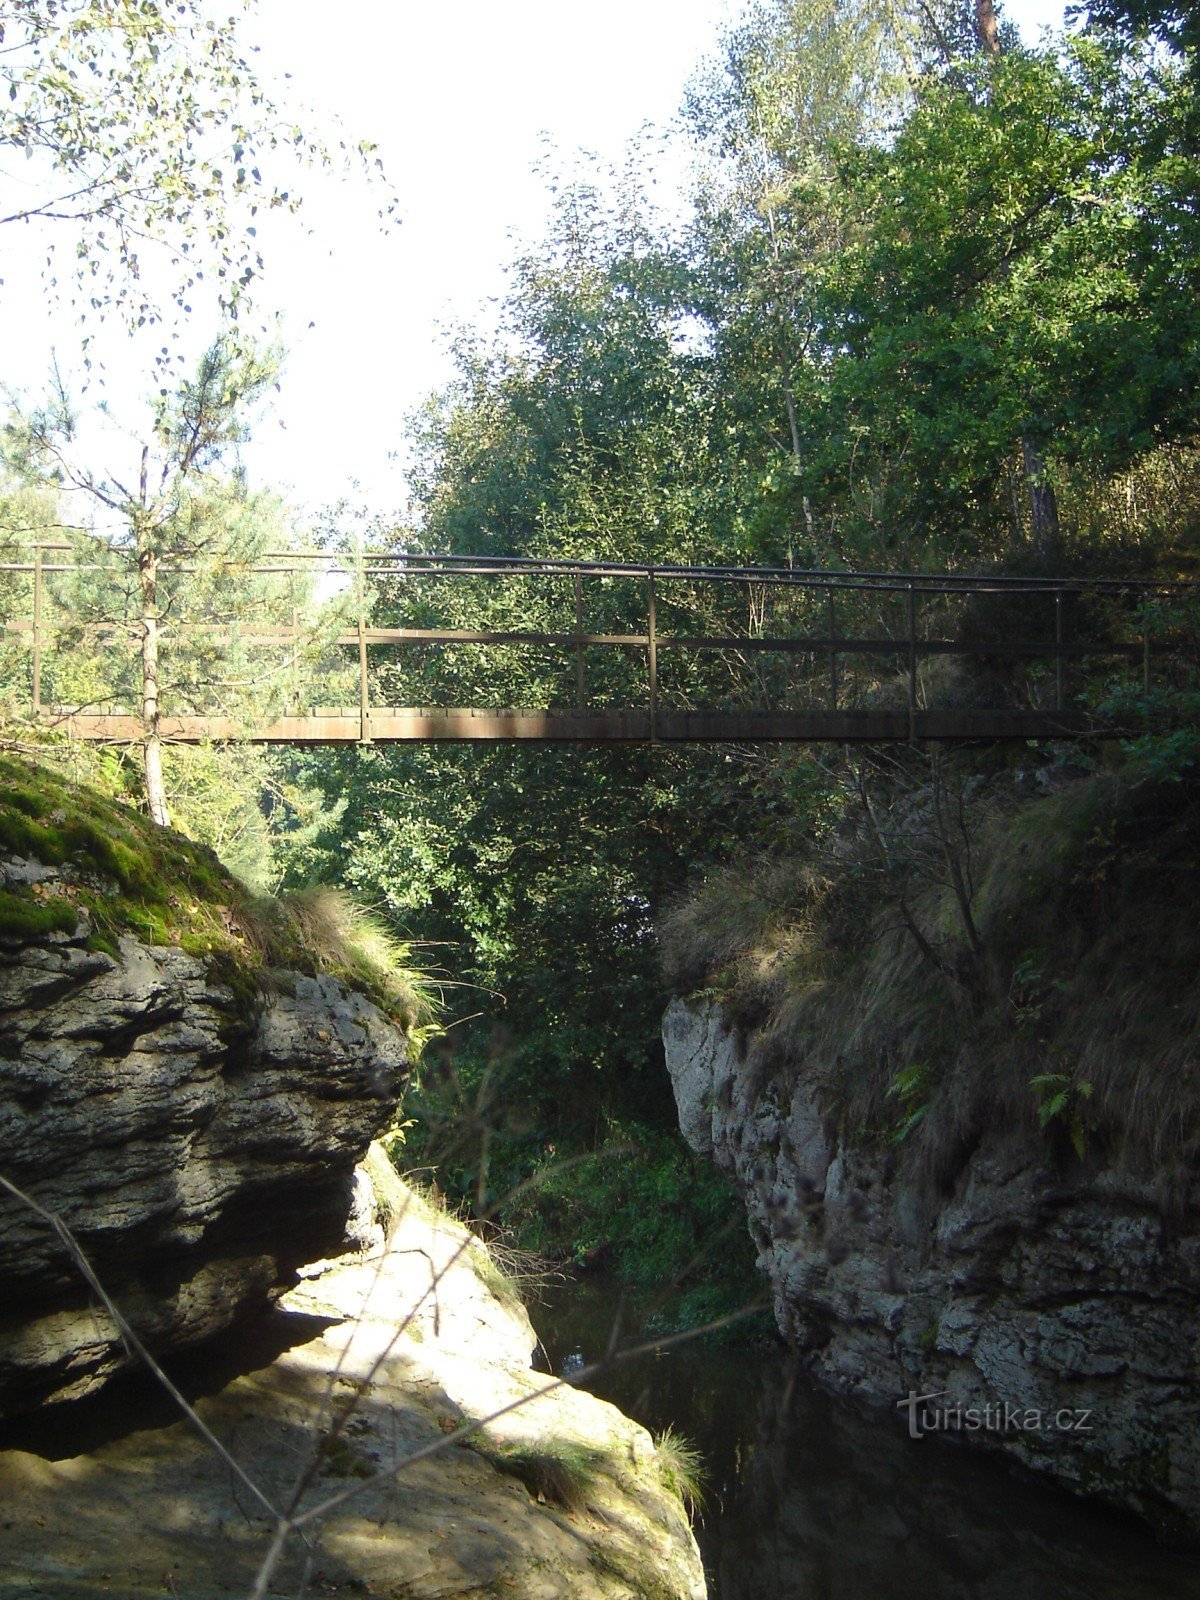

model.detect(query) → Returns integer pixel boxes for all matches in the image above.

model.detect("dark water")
[532,1277,1200,1600]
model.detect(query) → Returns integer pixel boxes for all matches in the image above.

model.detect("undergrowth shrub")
[498,1119,766,1334]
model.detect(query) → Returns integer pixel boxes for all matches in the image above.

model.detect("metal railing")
[0,543,1193,744]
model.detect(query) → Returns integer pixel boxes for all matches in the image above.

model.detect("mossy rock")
[0,753,433,1035]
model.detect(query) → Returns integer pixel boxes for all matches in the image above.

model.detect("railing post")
[32,543,43,715]
[648,569,658,743]
[1142,596,1152,697]
[574,570,586,710]
[1055,590,1066,713]
[906,585,918,742]
[827,587,838,712]
[289,566,300,712]
[356,545,371,744]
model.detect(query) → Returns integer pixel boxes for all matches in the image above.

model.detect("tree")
[683,0,984,564]
[1075,0,1199,62]
[275,166,825,1201]
[5,336,298,823]
[0,0,394,341]
[792,35,1200,561]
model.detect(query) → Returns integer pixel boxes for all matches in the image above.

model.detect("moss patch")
[0,889,80,941]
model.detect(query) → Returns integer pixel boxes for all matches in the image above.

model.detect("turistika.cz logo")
[897,1389,1094,1441]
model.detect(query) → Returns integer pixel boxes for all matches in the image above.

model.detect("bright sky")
[0,0,1068,526]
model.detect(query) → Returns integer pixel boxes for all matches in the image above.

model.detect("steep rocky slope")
[661,765,1200,1539]
[0,752,427,1414]
[0,921,407,1415]
[665,997,1200,1539]
[0,1161,707,1600]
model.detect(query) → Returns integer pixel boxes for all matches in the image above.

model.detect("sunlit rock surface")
[0,1167,707,1600]
[0,924,407,1415]
[664,996,1200,1541]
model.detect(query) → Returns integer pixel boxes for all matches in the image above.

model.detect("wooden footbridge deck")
[2,547,1190,745]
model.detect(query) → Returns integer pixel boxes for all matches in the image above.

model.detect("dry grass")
[234,884,437,1038]
[660,763,1200,1185]
[661,853,836,1021]
[653,1426,706,1515]
[463,1435,612,1513]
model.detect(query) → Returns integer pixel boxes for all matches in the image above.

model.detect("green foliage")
[801,39,1200,554]
[1,0,1198,1327]
[1030,1071,1094,1159]
[1009,953,1051,1028]
[886,1061,935,1144]
[498,1121,760,1316]
[1,338,356,831]
[1097,678,1200,786]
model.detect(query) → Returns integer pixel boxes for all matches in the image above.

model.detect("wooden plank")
[47,706,1103,745]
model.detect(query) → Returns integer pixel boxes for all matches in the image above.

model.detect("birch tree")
[0,0,394,342]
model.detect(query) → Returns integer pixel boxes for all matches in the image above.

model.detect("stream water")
[532,1277,1200,1600]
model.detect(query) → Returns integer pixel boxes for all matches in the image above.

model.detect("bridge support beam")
[42,707,1101,745]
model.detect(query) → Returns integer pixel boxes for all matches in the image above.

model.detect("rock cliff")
[663,996,1200,1541]
[0,913,408,1416]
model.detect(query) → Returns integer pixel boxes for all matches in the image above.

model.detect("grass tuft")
[466,1435,611,1512]
[653,1426,706,1515]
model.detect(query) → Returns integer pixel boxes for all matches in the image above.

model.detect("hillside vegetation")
[662,748,1200,1190]
[2,0,1198,1286]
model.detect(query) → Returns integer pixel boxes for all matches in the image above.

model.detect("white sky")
[0,0,1068,526]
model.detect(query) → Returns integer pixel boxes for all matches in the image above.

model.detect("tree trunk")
[1021,432,1061,556]
[975,0,1001,56]
[140,606,169,829]
[136,446,170,828]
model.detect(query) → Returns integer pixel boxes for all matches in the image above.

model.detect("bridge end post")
[1055,590,1066,714]
[648,570,658,744]
[1143,598,1152,697]
[906,585,918,743]
[31,543,43,716]
[356,544,372,745]
[574,571,587,710]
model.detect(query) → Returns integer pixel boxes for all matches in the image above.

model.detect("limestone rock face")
[0,924,408,1417]
[663,996,1200,1540]
[0,1168,707,1600]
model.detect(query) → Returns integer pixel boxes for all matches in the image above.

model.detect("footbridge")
[2,547,1191,745]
